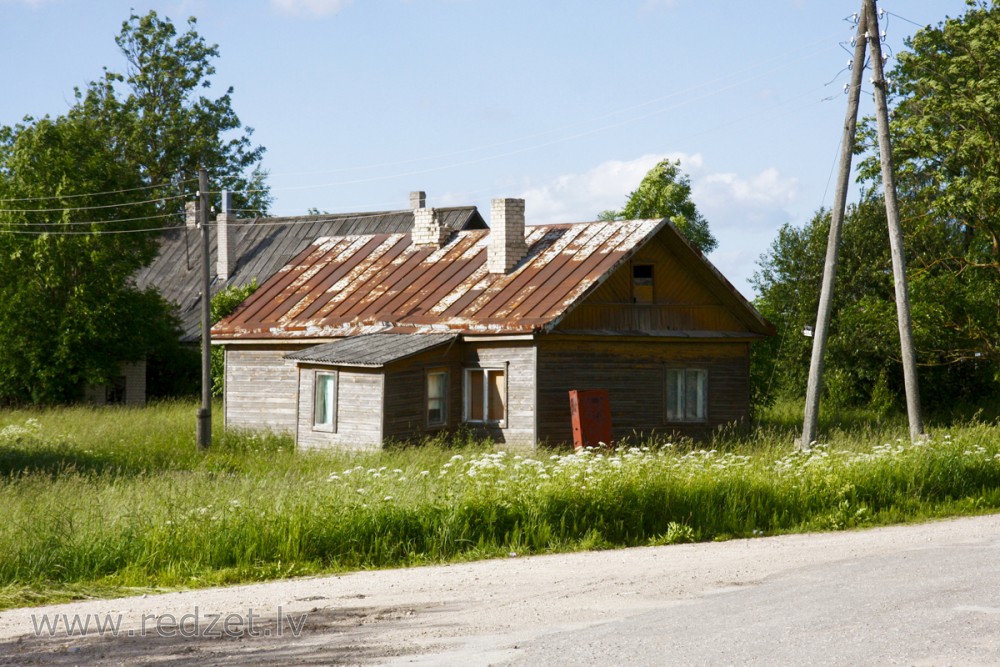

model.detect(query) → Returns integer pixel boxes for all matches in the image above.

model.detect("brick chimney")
[412,207,449,248]
[488,198,527,274]
[216,190,236,280]
[185,201,198,228]
[410,190,426,209]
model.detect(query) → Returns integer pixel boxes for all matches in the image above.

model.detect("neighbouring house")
[212,198,774,449]
[91,192,485,405]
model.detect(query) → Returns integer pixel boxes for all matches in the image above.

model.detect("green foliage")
[1,403,999,608]
[0,10,267,405]
[72,10,270,214]
[210,280,258,397]
[856,1,1000,370]
[602,159,718,253]
[0,115,181,404]
[753,202,998,414]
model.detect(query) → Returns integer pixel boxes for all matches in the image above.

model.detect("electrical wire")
[9,212,180,227]
[0,224,185,236]
[0,192,188,215]
[0,178,196,204]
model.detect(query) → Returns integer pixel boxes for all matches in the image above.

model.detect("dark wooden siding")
[224,345,306,433]
[536,338,750,445]
[557,236,747,333]
[382,343,463,442]
[379,340,535,447]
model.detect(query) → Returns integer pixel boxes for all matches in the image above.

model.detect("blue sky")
[0,0,971,297]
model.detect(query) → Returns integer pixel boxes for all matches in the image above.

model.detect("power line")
[0,192,189,215]
[8,212,180,227]
[0,178,197,204]
[0,224,184,236]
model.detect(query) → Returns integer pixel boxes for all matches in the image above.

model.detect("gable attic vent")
[216,190,236,281]
[412,206,449,248]
[488,197,527,274]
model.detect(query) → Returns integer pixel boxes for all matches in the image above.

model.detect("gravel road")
[2,514,999,665]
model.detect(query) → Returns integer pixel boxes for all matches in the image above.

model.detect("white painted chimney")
[412,207,449,248]
[488,198,527,274]
[410,190,426,209]
[216,190,236,280]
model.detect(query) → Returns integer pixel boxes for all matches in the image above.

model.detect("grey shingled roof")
[284,333,458,367]
[134,207,485,342]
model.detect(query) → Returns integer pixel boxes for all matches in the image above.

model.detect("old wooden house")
[212,198,773,449]
[96,192,484,405]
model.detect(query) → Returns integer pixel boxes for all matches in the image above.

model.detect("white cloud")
[516,152,690,225]
[271,0,353,18]
[514,153,799,297]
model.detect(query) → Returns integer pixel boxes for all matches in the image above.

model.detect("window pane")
[487,370,505,421]
[314,373,335,427]
[684,370,700,421]
[666,369,682,421]
[427,371,447,424]
[427,372,445,400]
[666,369,705,422]
[468,370,484,421]
[691,370,705,419]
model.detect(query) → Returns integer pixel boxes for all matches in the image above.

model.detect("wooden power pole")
[864,0,924,440]
[801,3,869,448]
[197,167,212,451]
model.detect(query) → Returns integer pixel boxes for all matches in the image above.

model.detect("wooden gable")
[554,224,768,336]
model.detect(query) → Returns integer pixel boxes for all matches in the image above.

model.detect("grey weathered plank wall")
[224,345,304,433]
[461,341,536,448]
[295,364,384,450]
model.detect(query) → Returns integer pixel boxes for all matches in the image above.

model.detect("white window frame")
[426,368,448,427]
[665,368,707,423]
[313,370,338,432]
[462,366,507,426]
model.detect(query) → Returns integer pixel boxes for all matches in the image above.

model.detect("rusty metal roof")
[212,219,671,339]
[284,333,457,367]
[135,207,485,342]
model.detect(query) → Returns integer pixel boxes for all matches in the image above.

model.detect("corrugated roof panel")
[284,332,457,367]
[135,206,484,341]
[213,219,767,339]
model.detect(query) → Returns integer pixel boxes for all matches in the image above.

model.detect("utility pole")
[801,3,868,448]
[864,0,924,440]
[197,167,212,451]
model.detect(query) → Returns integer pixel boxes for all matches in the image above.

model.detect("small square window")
[427,370,448,426]
[666,368,706,422]
[313,371,337,432]
[633,264,654,304]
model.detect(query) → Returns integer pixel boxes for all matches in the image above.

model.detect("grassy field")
[1,400,999,610]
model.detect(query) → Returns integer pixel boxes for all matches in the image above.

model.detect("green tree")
[752,201,997,414]
[857,0,1000,367]
[0,115,180,404]
[72,10,270,214]
[754,2,1000,415]
[602,159,717,253]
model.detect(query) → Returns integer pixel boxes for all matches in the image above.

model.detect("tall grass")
[1,401,998,609]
